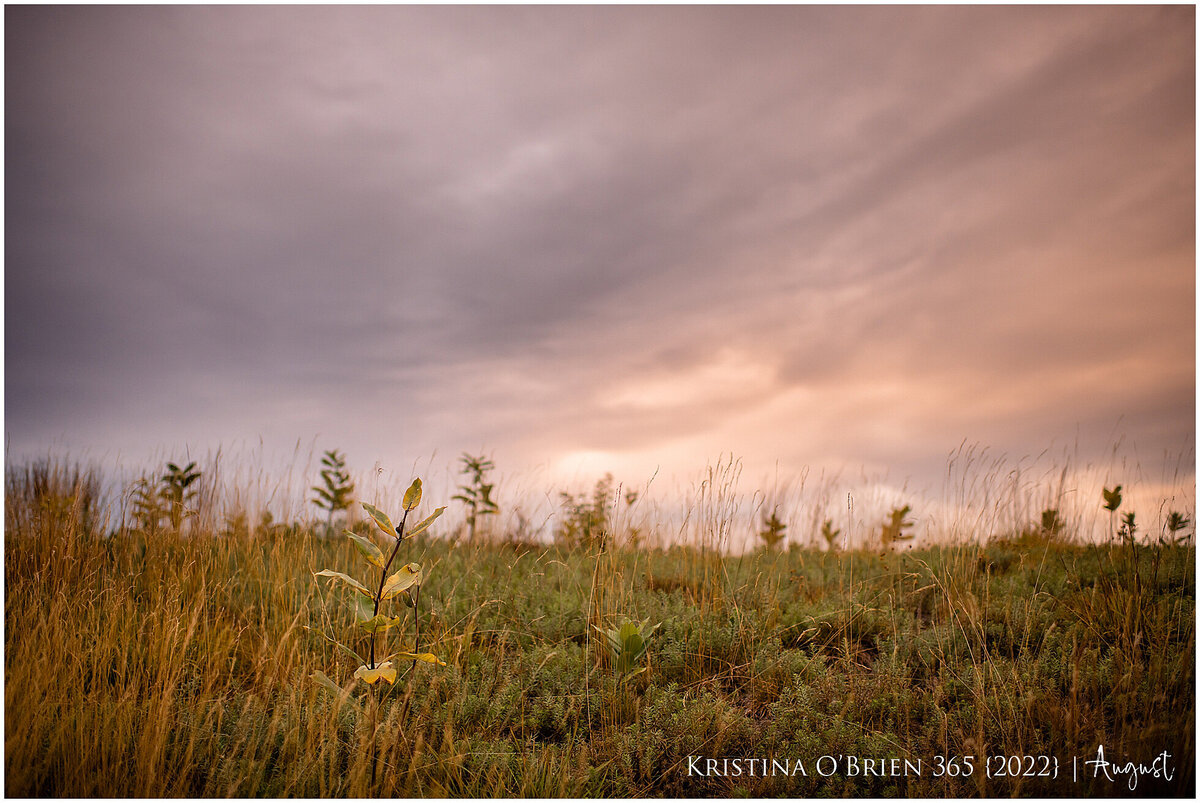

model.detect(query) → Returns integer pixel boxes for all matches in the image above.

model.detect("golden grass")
[4,459,1194,796]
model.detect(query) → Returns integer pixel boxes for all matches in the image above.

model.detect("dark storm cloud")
[5,5,1193,489]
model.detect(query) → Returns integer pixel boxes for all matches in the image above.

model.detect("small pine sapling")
[880,504,915,549]
[312,449,356,533]
[1166,511,1192,543]
[556,474,614,548]
[1040,508,1064,537]
[161,461,201,531]
[820,518,841,552]
[129,476,167,534]
[1102,485,1122,541]
[257,510,302,540]
[451,453,499,541]
[758,507,787,550]
[222,509,250,539]
[1119,511,1137,542]
[623,490,643,548]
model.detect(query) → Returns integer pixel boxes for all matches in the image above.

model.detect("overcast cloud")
[5,5,1194,497]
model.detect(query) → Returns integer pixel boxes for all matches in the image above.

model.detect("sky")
[5,5,1196,520]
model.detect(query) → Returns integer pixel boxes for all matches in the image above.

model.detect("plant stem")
[368,508,411,668]
[412,586,421,672]
[369,686,379,790]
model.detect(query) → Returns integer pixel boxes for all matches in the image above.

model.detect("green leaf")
[381,563,422,600]
[309,670,364,714]
[595,624,617,648]
[403,478,423,512]
[310,670,345,697]
[358,614,404,633]
[361,502,396,538]
[621,666,648,683]
[345,531,385,568]
[406,506,446,539]
[313,569,373,598]
[596,626,622,654]
[596,619,658,674]
[345,594,374,622]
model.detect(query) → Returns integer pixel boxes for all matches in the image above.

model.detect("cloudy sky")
[5,5,1195,500]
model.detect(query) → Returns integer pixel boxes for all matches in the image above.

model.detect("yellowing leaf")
[396,651,446,666]
[345,531,386,568]
[354,662,397,685]
[361,502,397,539]
[406,506,446,539]
[313,569,373,598]
[381,563,422,600]
[357,614,404,633]
[402,478,422,512]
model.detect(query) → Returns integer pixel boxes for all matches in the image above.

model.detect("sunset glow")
[5,5,1194,519]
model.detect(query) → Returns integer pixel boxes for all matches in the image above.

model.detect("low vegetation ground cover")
[4,461,1194,797]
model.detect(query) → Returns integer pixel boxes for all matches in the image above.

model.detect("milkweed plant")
[310,478,446,694]
[595,618,661,683]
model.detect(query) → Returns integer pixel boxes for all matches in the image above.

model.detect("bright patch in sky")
[4,5,1193,530]
[604,349,775,412]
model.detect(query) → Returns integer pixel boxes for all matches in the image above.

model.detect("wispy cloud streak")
[5,5,1193,491]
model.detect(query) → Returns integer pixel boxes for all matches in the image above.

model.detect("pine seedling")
[820,518,841,552]
[1102,485,1122,541]
[1166,511,1191,543]
[312,449,356,533]
[758,508,787,550]
[623,490,643,548]
[130,476,167,534]
[1119,511,1137,541]
[161,461,201,531]
[451,453,499,541]
[222,509,250,539]
[1041,508,1064,537]
[557,474,614,548]
[881,504,915,549]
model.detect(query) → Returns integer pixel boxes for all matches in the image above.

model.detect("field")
[4,460,1195,797]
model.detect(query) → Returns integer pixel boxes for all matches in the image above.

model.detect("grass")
[4,460,1195,796]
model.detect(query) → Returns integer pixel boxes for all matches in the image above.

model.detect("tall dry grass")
[4,455,1194,796]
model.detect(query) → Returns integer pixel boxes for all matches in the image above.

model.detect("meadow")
[4,458,1194,797]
